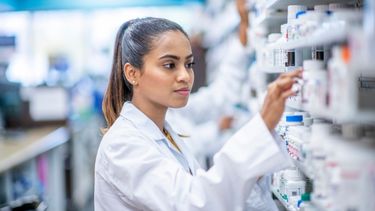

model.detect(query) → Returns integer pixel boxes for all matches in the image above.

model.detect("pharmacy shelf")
[0,126,69,173]
[265,0,355,10]
[268,27,348,49]
[309,107,375,124]
[272,187,297,211]
[253,10,287,29]
[286,99,375,124]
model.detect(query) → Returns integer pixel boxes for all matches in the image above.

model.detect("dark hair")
[102,17,189,130]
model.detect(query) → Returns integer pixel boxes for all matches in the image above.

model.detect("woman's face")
[133,30,194,109]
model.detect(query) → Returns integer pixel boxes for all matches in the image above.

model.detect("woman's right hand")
[260,69,302,131]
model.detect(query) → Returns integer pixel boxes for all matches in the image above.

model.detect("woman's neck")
[131,98,167,131]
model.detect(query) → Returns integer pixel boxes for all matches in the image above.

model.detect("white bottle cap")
[303,60,324,71]
[314,4,329,12]
[288,5,307,22]
[268,33,282,43]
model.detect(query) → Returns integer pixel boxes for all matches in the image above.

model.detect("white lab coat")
[95,102,291,211]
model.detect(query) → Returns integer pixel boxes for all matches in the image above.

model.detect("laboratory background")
[0,0,374,210]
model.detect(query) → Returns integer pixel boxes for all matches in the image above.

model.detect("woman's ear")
[124,63,139,86]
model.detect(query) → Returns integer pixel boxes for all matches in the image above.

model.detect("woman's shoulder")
[102,116,146,145]
[96,116,154,166]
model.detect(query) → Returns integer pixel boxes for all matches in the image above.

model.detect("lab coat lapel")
[120,101,198,174]
[164,123,199,175]
[120,102,180,162]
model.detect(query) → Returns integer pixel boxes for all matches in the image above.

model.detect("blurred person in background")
[167,0,281,210]
[95,16,300,210]
[166,1,251,168]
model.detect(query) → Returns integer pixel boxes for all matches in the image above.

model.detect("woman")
[95,17,301,211]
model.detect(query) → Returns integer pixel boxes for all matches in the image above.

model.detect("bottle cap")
[288,5,307,22]
[301,193,311,201]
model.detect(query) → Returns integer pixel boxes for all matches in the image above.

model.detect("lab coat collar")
[119,102,184,152]
[119,101,197,174]
[119,101,165,141]
[164,121,198,174]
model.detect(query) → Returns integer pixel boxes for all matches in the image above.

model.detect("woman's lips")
[174,88,190,96]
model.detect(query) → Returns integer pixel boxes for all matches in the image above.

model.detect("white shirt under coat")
[94,102,291,211]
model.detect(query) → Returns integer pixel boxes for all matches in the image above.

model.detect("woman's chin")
[169,99,189,108]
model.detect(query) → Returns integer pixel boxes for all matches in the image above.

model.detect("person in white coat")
[95,17,301,211]
[166,0,252,165]
[168,1,280,210]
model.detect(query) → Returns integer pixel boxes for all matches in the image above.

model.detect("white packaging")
[267,33,282,66]
[281,168,306,203]
[302,60,325,108]
[287,5,307,43]
[331,140,375,211]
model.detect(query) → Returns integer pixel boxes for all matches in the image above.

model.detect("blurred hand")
[236,0,249,46]
[260,70,302,131]
[236,0,249,24]
[218,116,234,132]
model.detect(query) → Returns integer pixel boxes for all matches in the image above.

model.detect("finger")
[284,69,303,78]
[280,69,303,80]
[281,89,297,99]
[275,77,295,90]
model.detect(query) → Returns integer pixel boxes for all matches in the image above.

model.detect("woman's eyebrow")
[185,54,193,60]
[159,54,180,60]
[159,54,193,60]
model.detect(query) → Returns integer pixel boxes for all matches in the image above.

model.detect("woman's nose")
[176,66,191,82]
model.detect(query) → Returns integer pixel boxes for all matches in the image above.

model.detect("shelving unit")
[265,0,356,10]
[250,0,375,210]
[253,10,287,29]
[0,127,69,173]
[0,126,70,210]
[308,107,375,124]
[267,27,348,50]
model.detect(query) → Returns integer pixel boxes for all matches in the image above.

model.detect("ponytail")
[102,21,133,131]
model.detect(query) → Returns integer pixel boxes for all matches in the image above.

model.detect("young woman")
[95,17,301,211]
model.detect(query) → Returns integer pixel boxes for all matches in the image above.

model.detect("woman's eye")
[186,62,195,69]
[163,63,175,69]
